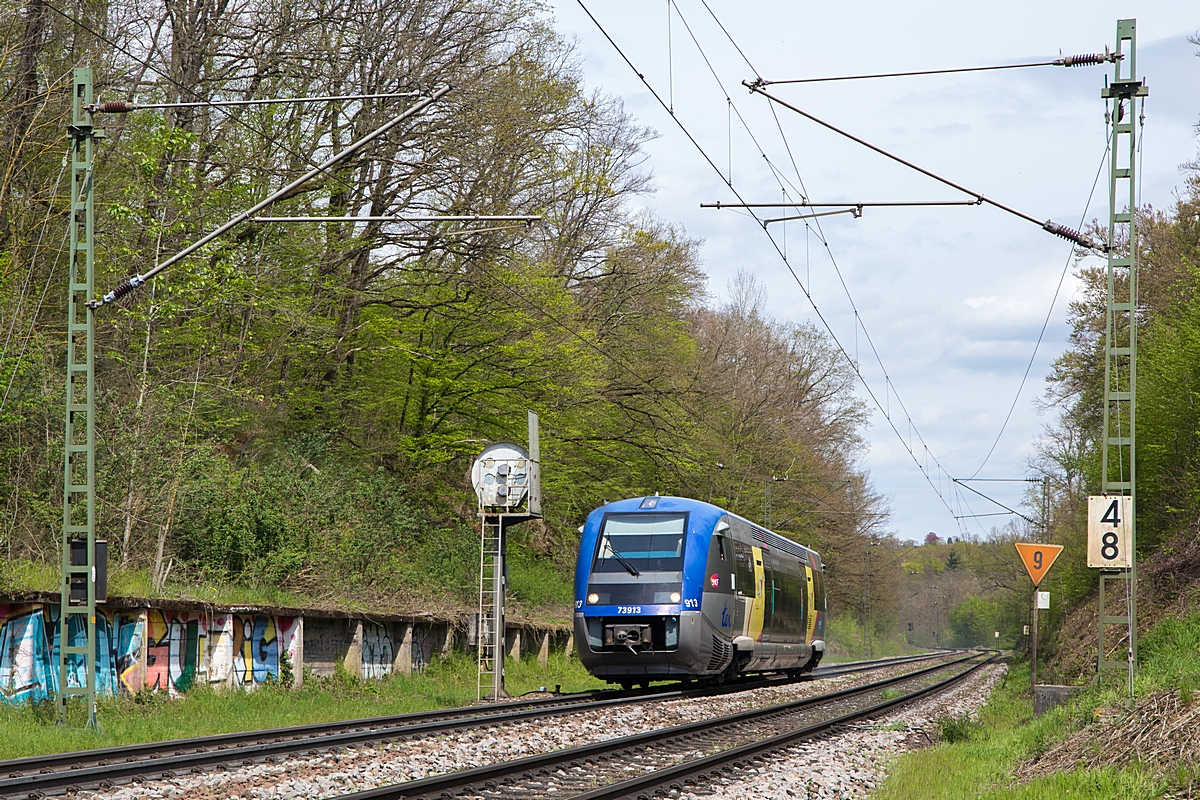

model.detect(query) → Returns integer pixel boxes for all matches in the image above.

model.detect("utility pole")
[1096,19,1146,695]
[1042,476,1050,542]
[57,67,101,729]
[764,475,787,528]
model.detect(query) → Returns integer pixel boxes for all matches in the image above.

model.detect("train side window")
[815,567,827,610]
[717,536,727,561]
[732,541,755,596]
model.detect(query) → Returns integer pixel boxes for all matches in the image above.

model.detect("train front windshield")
[593,513,686,573]
[587,513,686,606]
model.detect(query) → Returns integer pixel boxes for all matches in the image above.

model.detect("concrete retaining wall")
[0,593,570,705]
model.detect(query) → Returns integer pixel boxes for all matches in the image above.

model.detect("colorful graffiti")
[362,622,393,679]
[0,604,143,704]
[116,611,145,693]
[1,604,300,703]
[0,605,55,703]
[145,610,207,696]
[218,614,299,687]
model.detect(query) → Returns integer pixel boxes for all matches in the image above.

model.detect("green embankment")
[0,651,604,761]
[825,616,927,662]
[874,613,1200,799]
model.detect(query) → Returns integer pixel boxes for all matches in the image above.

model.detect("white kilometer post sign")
[1087,496,1132,568]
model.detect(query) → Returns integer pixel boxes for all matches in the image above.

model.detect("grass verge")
[0,651,604,761]
[873,613,1200,799]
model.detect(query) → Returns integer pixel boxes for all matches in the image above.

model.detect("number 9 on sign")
[1087,495,1132,568]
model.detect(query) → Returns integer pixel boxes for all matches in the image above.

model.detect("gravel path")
[78,659,958,800]
[678,663,1007,800]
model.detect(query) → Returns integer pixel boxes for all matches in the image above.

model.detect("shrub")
[938,714,978,743]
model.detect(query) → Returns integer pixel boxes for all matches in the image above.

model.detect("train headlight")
[670,592,681,603]
[587,593,600,604]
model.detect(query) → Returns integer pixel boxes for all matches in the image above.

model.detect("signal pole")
[58,67,101,729]
[1096,19,1146,695]
[472,412,542,701]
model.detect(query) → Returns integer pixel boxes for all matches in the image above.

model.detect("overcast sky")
[548,1,1200,542]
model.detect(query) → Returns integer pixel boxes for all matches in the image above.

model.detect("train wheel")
[619,681,634,691]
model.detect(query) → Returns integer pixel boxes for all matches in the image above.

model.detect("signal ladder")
[477,516,504,700]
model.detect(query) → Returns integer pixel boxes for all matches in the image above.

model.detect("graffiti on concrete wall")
[145,610,208,696]
[2,599,437,704]
[56,607,120,694]
[0,604,145,703]
[412,626,434,674]
[302,617,352,677]
[116,610,145,693]
[362,622,393,679]
[0,605,55,703]
[222,614,300,686]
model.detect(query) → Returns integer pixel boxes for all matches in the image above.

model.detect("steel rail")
[0,652,935,775]
[570,652,998,800]
[0,652,946,797]
[332,652,983,800]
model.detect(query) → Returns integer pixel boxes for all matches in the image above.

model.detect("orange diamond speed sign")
[1014,542,1064,587]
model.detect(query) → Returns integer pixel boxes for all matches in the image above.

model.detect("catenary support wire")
[744,82,1104,251]
[756,51,1119,85]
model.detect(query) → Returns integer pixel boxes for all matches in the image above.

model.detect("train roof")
[591,496,820,561]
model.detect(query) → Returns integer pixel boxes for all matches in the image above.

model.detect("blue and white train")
[573,496,827,687]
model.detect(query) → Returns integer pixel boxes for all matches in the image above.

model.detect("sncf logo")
[710,573,719,588]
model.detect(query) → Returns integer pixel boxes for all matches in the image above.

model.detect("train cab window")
[592,513,687,574]
[717,536,727,561]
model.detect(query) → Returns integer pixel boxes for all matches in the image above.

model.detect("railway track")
[334,651,996,800]
[0,651,949,799]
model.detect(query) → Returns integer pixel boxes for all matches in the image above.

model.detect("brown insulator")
[1043,221,1097,249]
[1063,54,1105,67]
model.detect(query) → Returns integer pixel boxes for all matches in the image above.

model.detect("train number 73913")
[616,606,642,615]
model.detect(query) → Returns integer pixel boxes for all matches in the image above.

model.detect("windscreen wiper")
[603,541,641,577]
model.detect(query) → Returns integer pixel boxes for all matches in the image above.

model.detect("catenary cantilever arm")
[91,85,453,308]
[743,81,1101,251]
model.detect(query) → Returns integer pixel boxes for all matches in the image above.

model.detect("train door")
[771,557,802,644]
[804,565,817,642]
[732,538,756,638]
[749,545,766,641]
[760,549,775,643]
[813,562,826,640]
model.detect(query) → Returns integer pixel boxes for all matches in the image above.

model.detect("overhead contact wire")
[576,0,959,521]
[697,3,965,517]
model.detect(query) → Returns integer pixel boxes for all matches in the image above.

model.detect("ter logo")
[710,573,719,588]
